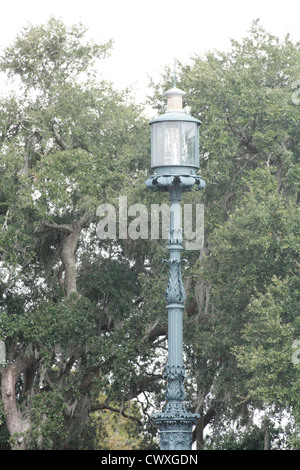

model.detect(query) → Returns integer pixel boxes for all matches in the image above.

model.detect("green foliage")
[0,402,10,449]
[87,397,143,450]
[206,424,266,450]
[233,276,300,430]
[30,390,68,449]
[203,171,299,315]
[0,16,151,450]
[0,17,112,90]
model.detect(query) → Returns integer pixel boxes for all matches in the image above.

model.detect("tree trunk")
[62,228,81,297]
[263,418,270,450]
[45,210,93,298]
[196,416,205,449]
[0,356,34,450]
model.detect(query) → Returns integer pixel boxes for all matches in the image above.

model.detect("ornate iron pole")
[146,87,205,450]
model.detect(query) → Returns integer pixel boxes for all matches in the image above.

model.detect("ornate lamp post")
[146,87,205,450]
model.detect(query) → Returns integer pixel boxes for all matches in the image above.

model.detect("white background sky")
[0,0,299,104]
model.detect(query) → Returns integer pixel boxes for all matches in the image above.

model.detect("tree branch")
[51,119,68,150]
[91,403,142,426]
[39,221,74,233]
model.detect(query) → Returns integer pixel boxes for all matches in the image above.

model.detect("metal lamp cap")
[164,87,186,112]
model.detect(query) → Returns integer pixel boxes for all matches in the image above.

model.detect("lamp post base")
[152,402,199,450]
[152,363,199,451]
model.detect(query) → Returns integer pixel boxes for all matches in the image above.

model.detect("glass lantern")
[149,87,201,175]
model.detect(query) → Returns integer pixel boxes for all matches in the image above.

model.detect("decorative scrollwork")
[152,401,199,450]
[164,365,186,401]
[164,259,187,304]
[152,402,199,421]
[145,174,205,192]
[159,430,193,451]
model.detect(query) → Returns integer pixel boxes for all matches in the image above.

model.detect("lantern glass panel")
[151,120,199,170]
[164,122,180,165]
[181,122,196,165]
[152,122,164,167]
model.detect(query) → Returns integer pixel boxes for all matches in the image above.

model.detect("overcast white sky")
[0,0,300,103]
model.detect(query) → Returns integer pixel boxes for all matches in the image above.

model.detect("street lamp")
[146,87,205,450]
